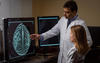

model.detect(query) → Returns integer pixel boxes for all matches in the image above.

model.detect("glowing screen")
[38,16,60,47]
[4,18,35,61]
[13,23,31,56]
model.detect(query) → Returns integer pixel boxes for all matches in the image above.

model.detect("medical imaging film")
[4,18,35,60]
[38,17,60,47]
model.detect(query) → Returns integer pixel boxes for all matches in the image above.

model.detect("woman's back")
[66,46,85,63]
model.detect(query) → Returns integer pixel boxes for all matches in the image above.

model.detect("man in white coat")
[30,0,92,63]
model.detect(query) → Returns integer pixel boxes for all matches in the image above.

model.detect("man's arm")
[40,21,60,41]
[30,21,60,41]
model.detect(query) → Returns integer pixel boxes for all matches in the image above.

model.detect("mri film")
[4,18,35,61]
[13,23,31,56]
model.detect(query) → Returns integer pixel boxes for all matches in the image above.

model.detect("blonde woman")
[66,25,91,63]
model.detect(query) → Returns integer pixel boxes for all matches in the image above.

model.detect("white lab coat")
[41,16,93,63]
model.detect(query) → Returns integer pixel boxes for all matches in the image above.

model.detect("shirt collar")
[68,14,78,22]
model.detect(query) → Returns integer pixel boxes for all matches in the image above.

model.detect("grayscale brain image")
[5,19,35,60]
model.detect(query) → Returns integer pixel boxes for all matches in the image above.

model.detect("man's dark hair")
[63,0,78,12]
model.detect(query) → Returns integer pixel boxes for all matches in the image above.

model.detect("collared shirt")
[40,35,44,41]
[67,15,78,27]
[69,14,78,22]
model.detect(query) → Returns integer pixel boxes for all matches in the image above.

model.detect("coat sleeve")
[81,21,93,47]
[40,17,62,41]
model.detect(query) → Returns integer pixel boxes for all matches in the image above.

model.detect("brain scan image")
[13,23,31,56]
[4,18,35,60]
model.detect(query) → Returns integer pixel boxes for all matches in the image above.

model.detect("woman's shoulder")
[72,51,85,63]
[67,46,77,60]
[67,46,76,57]
[67,47,85,63]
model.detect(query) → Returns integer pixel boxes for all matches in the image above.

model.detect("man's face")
[64,8,76,19]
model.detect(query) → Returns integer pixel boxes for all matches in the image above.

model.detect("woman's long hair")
[71,25,90,55]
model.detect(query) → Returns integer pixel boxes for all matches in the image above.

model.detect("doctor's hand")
[30,34,40,40]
